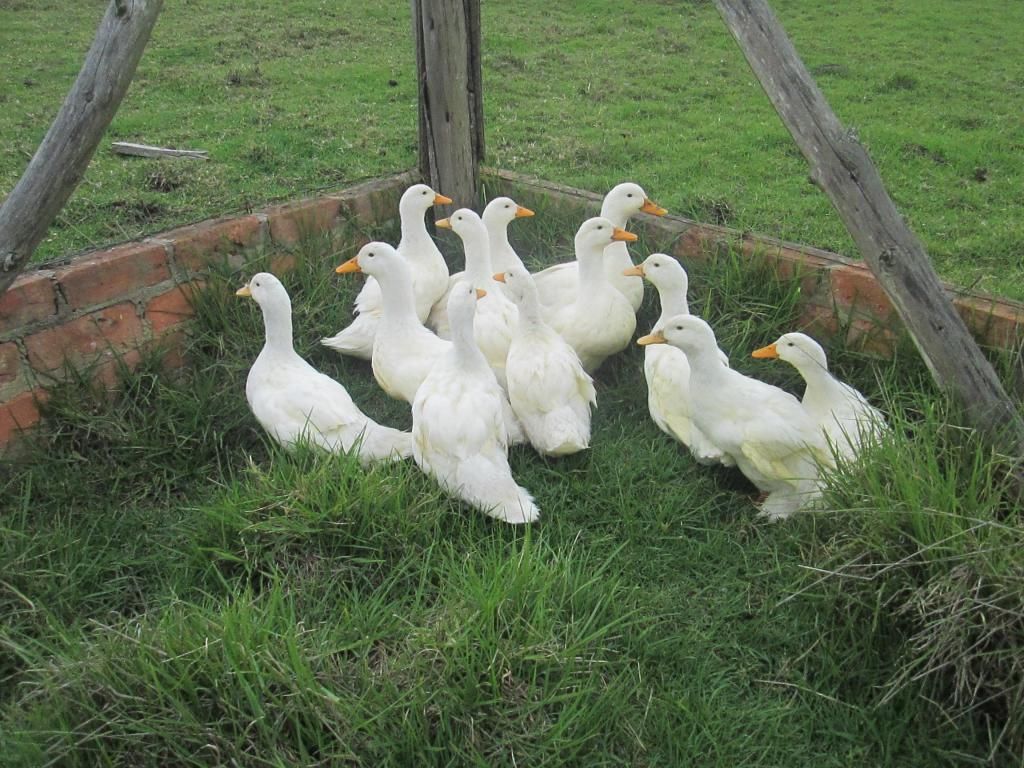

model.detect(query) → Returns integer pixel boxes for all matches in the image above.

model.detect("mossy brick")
[266,197,342,246]
[0,388,46,446]
[146,282,203,334]
[25,302,144,373]
[57,242,171,310]
[163,216,263,272]
[0,270,56,330]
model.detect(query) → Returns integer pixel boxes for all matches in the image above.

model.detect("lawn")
[2,209,1021,765]
[1,0,1022,299]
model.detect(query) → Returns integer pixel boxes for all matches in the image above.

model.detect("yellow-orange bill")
[751,343,779,359]
[434,193,453,205]
[612,227,639,243]
[235,285,252,298]
[637,332,666,346]
[435,217,452,229]
[476,288,487,299]
[641,198,668,216]
[493,272,507,283]
[515,206,535,218]
[335,257,362,274]
[622,265,645,277]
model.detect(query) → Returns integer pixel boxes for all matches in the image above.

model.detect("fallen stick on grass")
[111,141,209,160]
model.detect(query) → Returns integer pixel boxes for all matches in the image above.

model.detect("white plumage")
[543,217,638,374]
[412,281,539,524]
[752,332,888,461]
[497,266,596,456]
[641,316,829,520]
[321,183,451,359]
[238,272,411,465]
[627,253,732,466]
[533,182,666,311]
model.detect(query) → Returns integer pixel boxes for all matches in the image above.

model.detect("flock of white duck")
[237,182,888,523]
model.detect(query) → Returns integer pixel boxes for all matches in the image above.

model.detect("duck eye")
[627,193,633,198]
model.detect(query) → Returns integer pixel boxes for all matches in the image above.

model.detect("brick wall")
[2,167,1022,450]
[486,169,1024,359]
[0,172,413,448]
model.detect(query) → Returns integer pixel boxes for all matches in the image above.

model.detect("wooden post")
[412,0,484,213]
[713,0,1024,454]
[0,0,163,297]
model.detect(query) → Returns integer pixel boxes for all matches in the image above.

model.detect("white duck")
[321,183,452,359]
[495,266,596,456]
[533,182,666,311]
[484,196,534,273]
[543,217,638,374]
[435,209,519,388]
[752,332,888,460]
[412,281,539,524]
[640,316,829,520]
[334,242,449,404]
[236,272,411,464]
[625,253,732,466]
[425,196,533,336]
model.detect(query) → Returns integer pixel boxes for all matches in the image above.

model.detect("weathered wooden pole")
[412,0,484,215]
[713,0,1024,455]
[0,0,164,297]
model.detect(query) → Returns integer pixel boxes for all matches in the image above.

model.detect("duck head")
[483,196,534,229]
[638,314,717,356]
[575,216,637,255]
[602,182,667,225]
[236,271,289,308]
[752,332,829,371]
[400,183,453,216]
[622,252,687,291]
[335,241,402,279]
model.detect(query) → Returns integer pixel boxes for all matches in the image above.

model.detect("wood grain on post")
[713,0,1024,453]
[0,0,164,296]
[412,0,484,219]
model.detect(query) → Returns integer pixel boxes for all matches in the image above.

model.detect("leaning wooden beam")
[713,0,1024,453]
[412,0,484,220]
[0,0,164,296]
[111,142,208,160]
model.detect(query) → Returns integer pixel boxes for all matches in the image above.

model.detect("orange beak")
[435,217,452,229]
[637,332,666,346]
[335,256,362,274]
[751,343,779,359]
[612,227,638,243]
[493,272,507,283]
[434,193,453,205]
[641,198,668,216]
[515,206,535,218]
[622,265,645,277]
[476,288,487,299]
[235,284,252,298]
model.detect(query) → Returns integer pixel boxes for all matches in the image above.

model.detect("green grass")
[2,211,1021,765]
[1,1,1022,299]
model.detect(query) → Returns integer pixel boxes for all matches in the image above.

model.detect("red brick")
[955,295,1024,349]
[670,226,717,262]
[845,317,898,359]
[757,245,834,297]
[0,270,55,331]
[57,242,170,310]
[337,192,375,227]
[797,301,841,339]
[0,340,23,390]
[0,388,46,446]
[92,348,143,391]
[164,215,263,272]
[829,265,897,322]
[268,252,298,274]
[267,197,342,245]
[24,302,144,374]
[146,282,202,334]
[150,330,188,372]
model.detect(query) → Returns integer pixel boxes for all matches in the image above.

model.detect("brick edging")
[484,167,1024,358]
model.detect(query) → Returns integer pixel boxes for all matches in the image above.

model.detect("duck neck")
[600,200,628,229]
[398,203,433,262]
[514,282,545,329]
[260,297,295,357]
[461,222,494,287]
[451,313,488,370]
[576,241,607,294]
[793,357,840,409]
[654,285,690,331]
[375,268,420,328]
